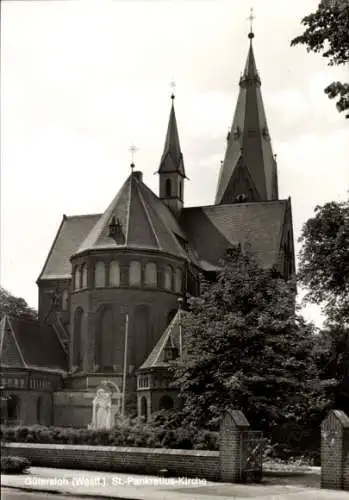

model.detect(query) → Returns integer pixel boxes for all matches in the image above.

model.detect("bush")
[1,456,31,474]
[0,422,218,451]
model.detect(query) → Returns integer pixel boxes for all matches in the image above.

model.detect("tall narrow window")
[73,308,84,369]
[140,397,148,422]
[164,265,172,290]
[129,261,141,287]
[81,264,88,289]
[94,261,106,288]
[133,305,151,369]
[144,262,157,288]
[165,178,171,197]
[74,267,81,290]
[37,396,44,425]
[110,260,120,287]
[62,289,69,311]
[179,181,183,201]
[175,268,182,293]
[100,308,114,371]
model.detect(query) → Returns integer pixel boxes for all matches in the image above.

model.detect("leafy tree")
[298,198,349,323]
[314,323,349,414]
[172,250,326,437]
[291,0,349,118]
[0,287,37,320]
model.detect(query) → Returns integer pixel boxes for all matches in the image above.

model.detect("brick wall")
[344,429,349,490]
[1,443,220,481]
[321,410,349,491]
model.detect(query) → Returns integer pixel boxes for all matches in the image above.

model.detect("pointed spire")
[158,92,185,177]
[215,19,278,205]
[241,12,260,85]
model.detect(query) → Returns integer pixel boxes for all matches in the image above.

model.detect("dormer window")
[109,216,125,244]
[163,342,179,362]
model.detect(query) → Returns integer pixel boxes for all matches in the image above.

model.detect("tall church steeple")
[215,28,279,205]
[158,91,186,217]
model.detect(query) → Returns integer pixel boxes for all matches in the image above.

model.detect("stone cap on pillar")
[222,409,250,429]
[321,409,349,429]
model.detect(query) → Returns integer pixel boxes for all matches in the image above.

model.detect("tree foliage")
[172,250,326,435]
[298,198,349,322]
[291,0,349,118]
[0,287,37,320]
[314,323,349,414]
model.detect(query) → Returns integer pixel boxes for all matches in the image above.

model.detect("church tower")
[215,29,279,205]
[158,93,186,217]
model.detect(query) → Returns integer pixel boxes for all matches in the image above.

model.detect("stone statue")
[88,381,122,430]
[91,388,112,429]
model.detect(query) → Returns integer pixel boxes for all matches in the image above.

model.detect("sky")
[1,0,348,327]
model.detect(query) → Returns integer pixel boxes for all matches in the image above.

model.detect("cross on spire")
[170,81,176,100]
[129,145,138,169]
[247,7,255,38]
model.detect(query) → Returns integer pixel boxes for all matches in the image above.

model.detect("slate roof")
[139,310,187,370]
[181,200,287,270]
[75,172,188,259]
[38,214,100,281]
[215,36,278,204]
[0,315,68,372]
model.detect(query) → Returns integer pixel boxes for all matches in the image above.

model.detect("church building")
[0,30,295,427]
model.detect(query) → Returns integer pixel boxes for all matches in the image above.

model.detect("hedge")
[0,422,219,451]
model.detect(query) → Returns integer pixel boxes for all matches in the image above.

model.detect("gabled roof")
[75,172,188,259]
[158,97,186,177]
[139,310,187,370]
[0,315,68,372]
[215,35,278,204]
[38,214,100,281]
[182,200,287,270]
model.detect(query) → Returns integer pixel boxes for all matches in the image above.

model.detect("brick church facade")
[0,31,295,427]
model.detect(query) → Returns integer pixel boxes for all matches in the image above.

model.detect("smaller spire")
[158,86,185,177]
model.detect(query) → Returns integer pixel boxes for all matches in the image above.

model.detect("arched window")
[7,394,20,424]
[164,265,172,290]
[74,267,81,290]
[95,309,124,372]
[133,305,151,368]
[129,261,141,287]
[159,395,174,411]
[62,289,69,311]
[109,260,120,287]
[144,262,157,288]
[94,261,106,288]
[175,268,182,293]
[100,308,114,371]
[81,264,88,289]
[165,178,171,197]
[140,397,148,422]
[73,308,84,369]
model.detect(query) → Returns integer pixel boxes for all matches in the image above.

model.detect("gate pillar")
[219,409,250,482]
